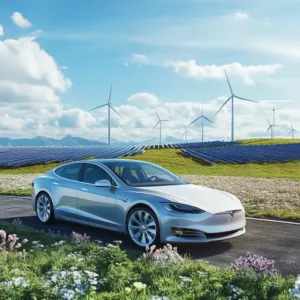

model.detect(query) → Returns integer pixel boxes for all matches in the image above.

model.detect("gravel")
[1,174,299,211]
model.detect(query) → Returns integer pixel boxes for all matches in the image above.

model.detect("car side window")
[82,163,113,185]
[54,166,65,176]
[60,164,82,181]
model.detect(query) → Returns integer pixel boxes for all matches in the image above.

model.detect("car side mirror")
[94,179,112,187]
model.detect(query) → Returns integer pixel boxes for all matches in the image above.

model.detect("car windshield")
[102,161,187,187]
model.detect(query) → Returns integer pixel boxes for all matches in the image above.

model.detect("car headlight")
[161,203,204,214]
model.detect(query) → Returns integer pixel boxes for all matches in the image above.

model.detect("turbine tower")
[215,69,259,142]
[190,103,215,143]
[89,84,124,146]
[153,109,171,145]
[182,126,192,142]
[288,124,297,139]
[266,119,277,139]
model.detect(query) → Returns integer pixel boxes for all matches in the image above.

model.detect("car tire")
[127,207,160,248]
[35,192,55,224]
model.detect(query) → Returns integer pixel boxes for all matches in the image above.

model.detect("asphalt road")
[1,195,300,276]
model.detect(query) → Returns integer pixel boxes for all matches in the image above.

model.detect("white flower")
[60,288,76,300]
[125,287,131,294]
[133,282,147,292]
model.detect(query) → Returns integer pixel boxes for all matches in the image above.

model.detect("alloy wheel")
[128,209,157,247]
[37,194,52,223]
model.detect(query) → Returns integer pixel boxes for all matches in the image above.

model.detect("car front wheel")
[127,207,159,248]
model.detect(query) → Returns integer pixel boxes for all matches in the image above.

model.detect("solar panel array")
[182,143,300,163]
[144,141,236,149]
[0,146,146,167]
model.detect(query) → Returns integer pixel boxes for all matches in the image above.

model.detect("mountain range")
[0,135,186,146]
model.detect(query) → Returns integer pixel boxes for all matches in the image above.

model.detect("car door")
[50,163,83,219]
[77,163,119,230]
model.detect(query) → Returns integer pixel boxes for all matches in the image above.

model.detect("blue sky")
[0,0,299,142]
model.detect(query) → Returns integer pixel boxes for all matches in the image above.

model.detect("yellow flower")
[125,287,131,295]
[133,282,147,292]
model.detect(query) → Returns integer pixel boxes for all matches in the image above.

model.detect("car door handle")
[81,188,88,191]
[53,182,59,185]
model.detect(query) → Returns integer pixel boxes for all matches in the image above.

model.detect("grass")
[238,138,300,145]
[0,221,296,299]
[127,149,300,180]
[0,188,31,196]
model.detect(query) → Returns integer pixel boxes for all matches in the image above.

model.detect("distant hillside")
[0,135,107,146]
[238,138,300,145]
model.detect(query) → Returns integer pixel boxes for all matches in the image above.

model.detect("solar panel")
[182,143,300,163]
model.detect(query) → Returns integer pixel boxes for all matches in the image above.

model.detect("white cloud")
[164,61,283,85]
[132,53,151,65]
[124,62,128,67]
[0,25,3,37]
[57,109,97,128]
[128,93,160,107]
[233,12,249,21]
[11,12,32,28]
[0,37,71,91]
[0,34,71,136]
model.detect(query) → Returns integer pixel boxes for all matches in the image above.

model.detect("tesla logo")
[229,211,235,217]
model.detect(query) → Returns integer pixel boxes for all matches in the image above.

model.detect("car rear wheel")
[127,207,159,248]
[36,193,54,224]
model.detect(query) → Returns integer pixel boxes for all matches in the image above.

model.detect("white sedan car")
[32,159,246,247]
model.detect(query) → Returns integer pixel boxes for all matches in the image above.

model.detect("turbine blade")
[235,96,259,103]
[189,115,203,125]
[108,84,113,104]
[89,103,108,112]
[224,69,233,95]
[202,115,215,124]
[287,130,292,136]
[155,109,160,120]
[110,105,124,120]
[266,125,271,134]
[214,96,232,116]
[152,121,160,131]
[267,119,271,125]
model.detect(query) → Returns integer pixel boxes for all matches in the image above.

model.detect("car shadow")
[1,216,232,259]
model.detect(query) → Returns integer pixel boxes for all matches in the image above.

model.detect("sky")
[0,0,299,143]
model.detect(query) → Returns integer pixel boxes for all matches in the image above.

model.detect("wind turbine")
[272,106,276,138]
[182,126,192,142]
[288,124,297,139]
[190,103,215,143]
[215,69,259,142]
[89,84,124,146]
[266,119,277,139]
[153,109,171,145]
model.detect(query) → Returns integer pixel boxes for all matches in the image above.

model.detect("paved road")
[1,195,300,276]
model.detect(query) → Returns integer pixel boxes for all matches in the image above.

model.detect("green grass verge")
[0,221,296,299]
[238,138,300,145]
[0,188,31,197]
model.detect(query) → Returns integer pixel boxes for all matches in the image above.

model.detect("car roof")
[60,159,146,165]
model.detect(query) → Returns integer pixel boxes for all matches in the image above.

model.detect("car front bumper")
[159,210,246,243]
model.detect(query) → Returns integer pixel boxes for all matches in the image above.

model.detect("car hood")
[135,184,243,215]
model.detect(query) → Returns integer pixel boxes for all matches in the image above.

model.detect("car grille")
[204,228,242,239]
[171,227,205,238]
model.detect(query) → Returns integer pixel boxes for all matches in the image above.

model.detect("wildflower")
[22,239,28,244]
[32,241,40,245]
[133,282,147,292]
[60,288,76,300]
[125,287,131,294]
[291,275,300,298]
[231,252,279,276]
[143,244,183,267]
[113,240,123,246]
